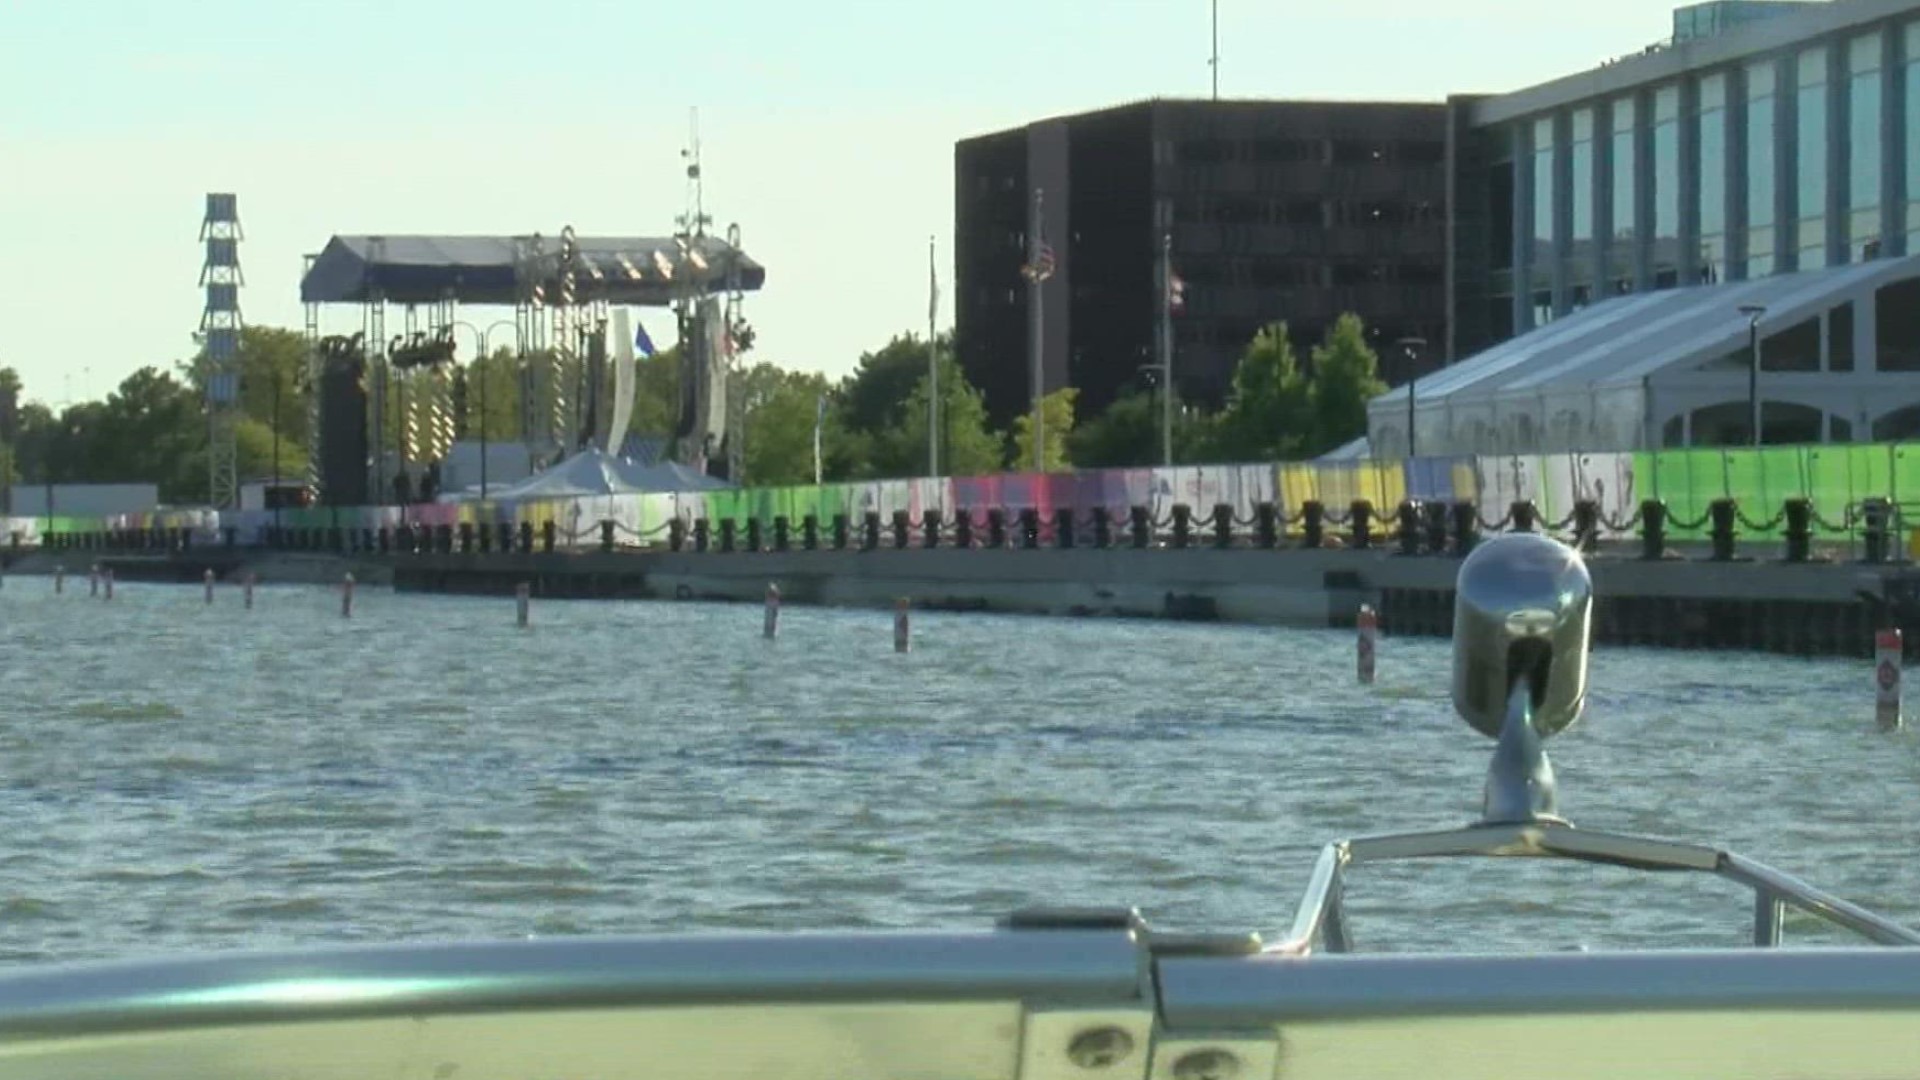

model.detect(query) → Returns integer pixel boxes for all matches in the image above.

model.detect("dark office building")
[954,98,1449,426]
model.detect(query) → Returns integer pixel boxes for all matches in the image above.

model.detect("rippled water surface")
[0,575,1916,965]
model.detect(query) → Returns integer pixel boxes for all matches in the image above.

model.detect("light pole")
[1395,336,1428,460]
[1739,304,1766,447]
[454,319,516,499]
[271,364,281,530]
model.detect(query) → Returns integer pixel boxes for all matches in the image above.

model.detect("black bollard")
[1424,500,1449,555]
[602,519,617,554]
[378,527,391,555]
[861,511,881,551]
[1451,501,1479,556]
[224,526,237,550]
[1254,502,1278,550]
[1129,506,1150,548]
[540,521,555,554]
[1783,498,1811,563]
[1350,500,1374,550]
[891,510,910,549]
[799,514,818,551]
[1018,508,1040,549]
[745,517,763,553]
[1510,500,1537,533]
[1055,507,1075,550]
[519,522,534,554]
[670,517,688,552]
[1092,507,1114,550]
[362,527,375,554]
[1639,500,1666,561]
[1709,498,1737,561]
[719,518,737,553]
[694,518,711,552]
[1863,497,1891,564]
[1211,503,1233,549]
[459,522,475,554]
[922,510,942,549]
[497,522,513,554]
[773,515,790,552]
[436,524,454,555]
[478,522,492,554]
[1572,500,1599,553]
[1302,501,1325,549]
[1171,504,1193,549]
[987,508,1008,549]
[1396,500,1421,556]
[831,513,849,550]
[953,510,974,549]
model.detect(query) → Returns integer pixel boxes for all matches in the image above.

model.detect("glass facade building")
[1450,1,1920,358]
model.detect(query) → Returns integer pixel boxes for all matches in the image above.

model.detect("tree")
[1201,322,1315,462]
[878,356,1004,478]
[179,326,315,452]
[1068,388,1215,468]
[1009,387,1078,472]
[1307,313,1388,456]
[462,346,524,442]
[837,335,936,438]
[738,362,832,486]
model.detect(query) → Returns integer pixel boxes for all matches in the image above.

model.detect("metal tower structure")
[302,253,323,496]
[200,193,244,509]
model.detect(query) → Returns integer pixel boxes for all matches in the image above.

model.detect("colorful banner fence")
[8,443,1920,552]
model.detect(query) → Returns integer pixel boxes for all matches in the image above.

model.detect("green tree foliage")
[1305,313,1389,456]
[1009,387,1078,472]
[738,362,832,486]
[1206,322,1314,462]
[1067,388,1215,469]
[0,366,20,493]
[461,346,525,442]
[880,356,1005,478]
[179,326,314,451]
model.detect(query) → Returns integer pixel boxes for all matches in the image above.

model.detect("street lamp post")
[1395,337,1428,460]
[1739,304,1766,447]
[455,319,517,500]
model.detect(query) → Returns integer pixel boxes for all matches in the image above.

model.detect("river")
[0,576,1915,965]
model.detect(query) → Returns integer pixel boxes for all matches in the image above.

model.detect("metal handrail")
[1267,821,1920,955]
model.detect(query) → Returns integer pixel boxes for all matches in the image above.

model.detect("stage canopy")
[299,233,765,306]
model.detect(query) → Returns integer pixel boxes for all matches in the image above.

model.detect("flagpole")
[1029,188,1045,473]
[928,235,940,478]
[1159,231,1174,467]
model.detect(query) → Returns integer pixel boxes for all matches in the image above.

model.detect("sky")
[0,0,1699,406]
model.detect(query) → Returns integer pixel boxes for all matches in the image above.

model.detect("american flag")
[1021,242,1057,282]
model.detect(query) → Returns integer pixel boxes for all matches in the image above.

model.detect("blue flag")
[634,319,657,357]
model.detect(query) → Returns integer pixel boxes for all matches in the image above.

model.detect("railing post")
[458,522,474,553]
[861,510,881,551]
[1170,504,1192,549]
[694,518,711,552]
[1863,497,1891,564]
[1018,508,1040,549]
[798,513,817,551]
[1709,498,1737,561]
[1450,501,1477,556]
[1302,500,1324,549]
[1129,506,1150,548]
[1397,500,1420,556]
[891,509,911,550]
[987,508,1007,548]
[745,517,763,553]
[601,519,617,554]
[922,510,942,549]
[1423,500,1449,555]
[1573,499,1599,553]
[1350,500,1373,550]
[831,513,849,550]
[1783,498,1810,563]
[773,515,790,552]
[1510,500,1537,533]
[719,518,738,553]
[1254,502,1277,549]
[953,510,974,549]
[1640,499,1666,561]
[1092,507,1113,549]
[519,521,534,554]
[540,520,555,554]
[1211,503,1233,549]
[1054,507,1075,549]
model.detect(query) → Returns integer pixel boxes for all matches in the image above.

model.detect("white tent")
[465,448,729,502]
[1372,254,1920,456]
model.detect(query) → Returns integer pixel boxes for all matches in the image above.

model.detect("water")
[0,576,1916,966]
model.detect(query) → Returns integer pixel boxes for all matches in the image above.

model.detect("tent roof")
[1379,254,1920,409]
[482,448,731,500]
[300,233,765,306]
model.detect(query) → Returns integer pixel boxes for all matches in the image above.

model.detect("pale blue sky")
[1,0,1691,405]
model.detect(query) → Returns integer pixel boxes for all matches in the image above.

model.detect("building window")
[1653,85,1681,285]
[1849,33,1883,257]
[1571,108,1595,283]
[1179,139,1236,164]
[1532,117,1554,293]
[1698,73,1728,284]
[1610,96,1637,288]
[1831,302,1855,372]
[1796,48,1830,269]
[1747,60,1778,278]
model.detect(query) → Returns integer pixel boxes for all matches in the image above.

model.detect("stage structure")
[200,193,244,509]
[669,115,757,480]
[300,226,763,504]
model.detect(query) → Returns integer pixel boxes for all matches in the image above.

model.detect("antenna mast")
[1210,0,1220,100]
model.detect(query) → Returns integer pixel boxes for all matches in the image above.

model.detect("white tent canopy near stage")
[1371,254,1920,457]
[451,447,730,503]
